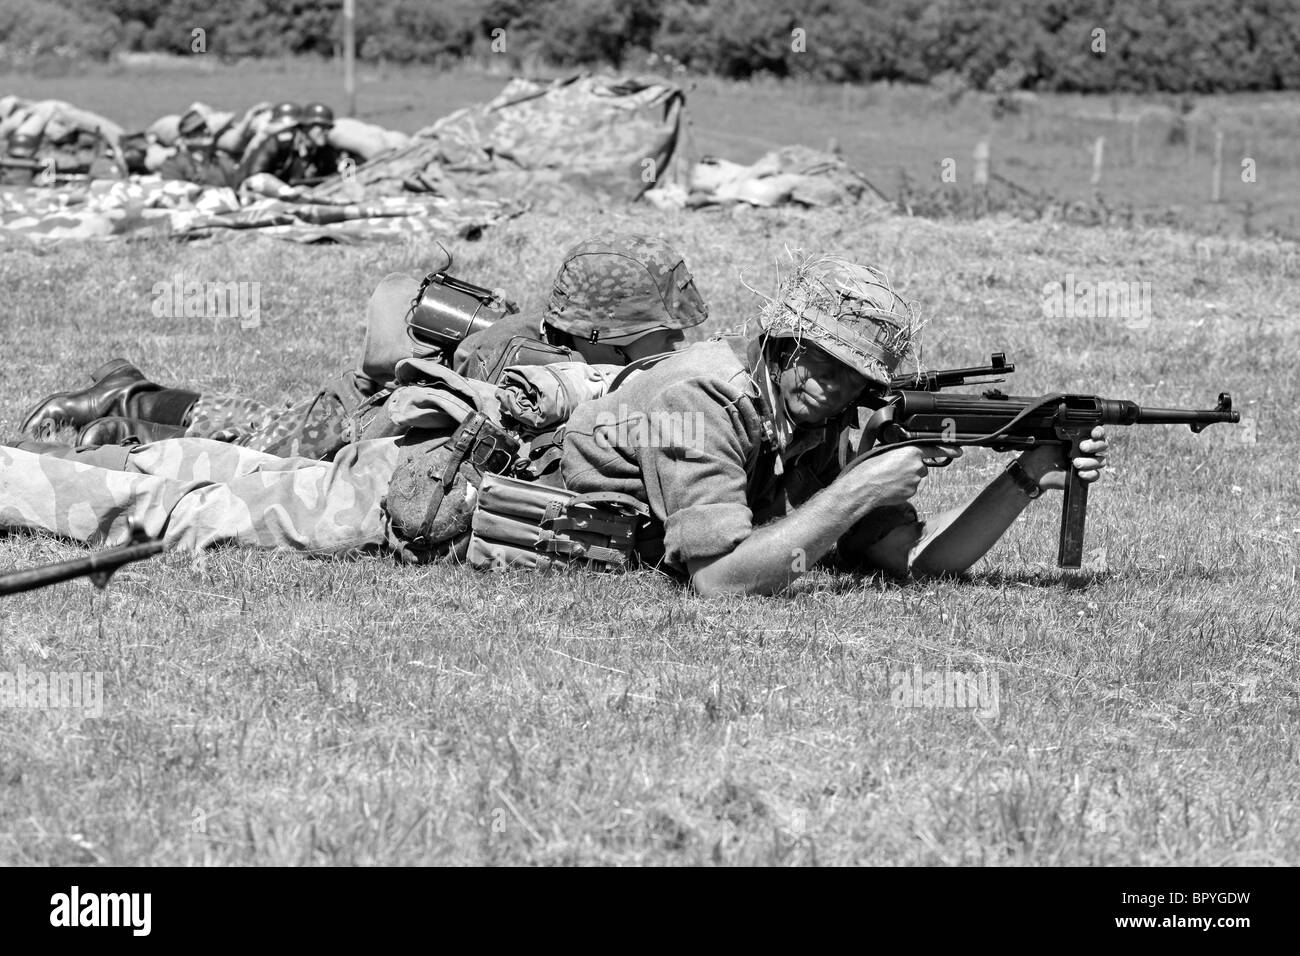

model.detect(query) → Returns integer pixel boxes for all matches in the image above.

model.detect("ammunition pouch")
[467,473,649,571]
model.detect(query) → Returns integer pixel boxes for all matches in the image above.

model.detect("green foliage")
[357,0,478,65]
[0,0,121,69]
[7,0,1300,91]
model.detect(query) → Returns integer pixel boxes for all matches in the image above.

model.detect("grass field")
[1,61,1298,866]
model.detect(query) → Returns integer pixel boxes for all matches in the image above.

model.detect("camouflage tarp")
[310,73,684,207]
[645,145,893,210]
[1,74,678,244]
[0,177,520,245]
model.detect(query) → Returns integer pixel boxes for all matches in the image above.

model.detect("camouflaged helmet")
[546,233,707,341]
[7,131,39,157]
[758,254,917,388]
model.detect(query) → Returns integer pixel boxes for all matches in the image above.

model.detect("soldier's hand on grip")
[843,444,960,507]
[1021,426,1110,491]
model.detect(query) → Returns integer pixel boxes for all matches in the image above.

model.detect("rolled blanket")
[495,362,620,432]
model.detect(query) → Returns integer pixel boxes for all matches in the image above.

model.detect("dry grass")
[1,201,1296,864]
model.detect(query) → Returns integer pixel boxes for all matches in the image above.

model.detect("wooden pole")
[973,139,990,186]
[1129,116,1140,165]
[1211,128,1224,203]
[1091,136,1105,186]
[343,0,356,117]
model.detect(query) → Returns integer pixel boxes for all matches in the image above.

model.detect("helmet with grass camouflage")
[758,254,917,388]
[8,132,40,157]
[545,233,707,341]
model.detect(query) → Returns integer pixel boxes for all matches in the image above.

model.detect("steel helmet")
[301,102,335,127]
[545,233,707,342]
[270,102,303,127]
[7,131,40,157]
[758,254,916,388]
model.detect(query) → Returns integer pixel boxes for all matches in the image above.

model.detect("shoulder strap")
[607,351,675,393]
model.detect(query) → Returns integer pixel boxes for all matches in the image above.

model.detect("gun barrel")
[0,540,163,596]
[1133,405,1241,426]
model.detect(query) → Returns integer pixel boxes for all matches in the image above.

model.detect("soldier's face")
[779,343,869,425]
[622,328,684,360]
[576,327,685,365]
[303,124,330,147]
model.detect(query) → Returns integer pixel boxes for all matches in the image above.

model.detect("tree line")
[5,0,1299,93]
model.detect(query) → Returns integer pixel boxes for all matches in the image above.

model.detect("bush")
[357,0,478,64]
[0,0,120,67]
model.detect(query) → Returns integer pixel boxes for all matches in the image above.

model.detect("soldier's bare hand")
[844,444,961,507]
[1019,426,1109,492]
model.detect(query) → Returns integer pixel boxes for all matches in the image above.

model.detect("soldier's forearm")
[909,470,1035,576]
[688,482,885,596]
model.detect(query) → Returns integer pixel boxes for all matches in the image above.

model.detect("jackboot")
[77,417,188,447]
[122,387,201,427]
[21,359,201,436]
[22,359,158,435]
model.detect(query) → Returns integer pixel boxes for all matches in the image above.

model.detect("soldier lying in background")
[0,357,614,559]
[18,233,707,462]
[238,102,359,194]
[155,109,244,189]
[0,97,127,183]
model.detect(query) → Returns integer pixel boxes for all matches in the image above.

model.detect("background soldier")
[156,108,243,188]
[454,232,708,379]
[17,233,709,461]
[1,131,43,185]
[240,101,350,188]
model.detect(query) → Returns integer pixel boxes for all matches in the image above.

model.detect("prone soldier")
[19,233,708,461]
[557,254,1111,593]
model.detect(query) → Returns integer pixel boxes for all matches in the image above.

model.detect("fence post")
[1091,136,1105,186]
[1211,129,1224,203]
[342,0,356,117]
[973,140,990,186]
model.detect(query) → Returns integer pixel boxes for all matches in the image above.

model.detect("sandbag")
[329,117,410,161]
